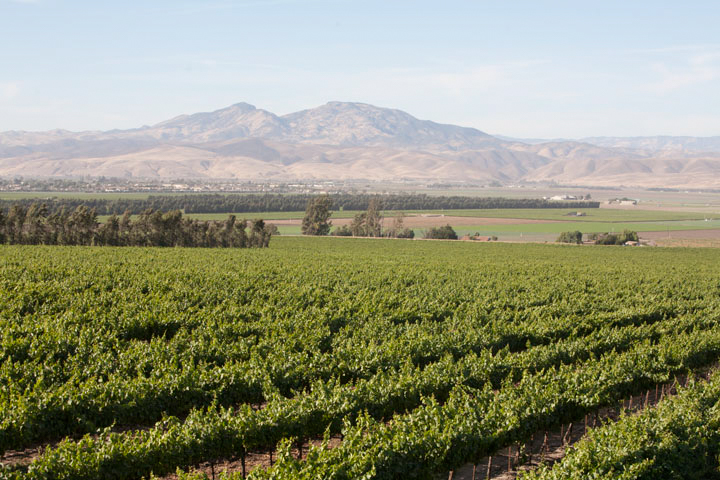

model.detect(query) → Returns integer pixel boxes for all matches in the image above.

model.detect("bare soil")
[640,229,720,247]
[603,204,720,213]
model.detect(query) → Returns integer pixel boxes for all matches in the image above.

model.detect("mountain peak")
[148,102,284,142]
[280,101,499,149]
[324,100,377,108]
[225,102,257,113]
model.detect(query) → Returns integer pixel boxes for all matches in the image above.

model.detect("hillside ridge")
[1,102,719,188]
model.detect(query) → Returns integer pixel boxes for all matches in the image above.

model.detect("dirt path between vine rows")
[446,367,716,480]
[158,368,716,480]
[4,371,713,479]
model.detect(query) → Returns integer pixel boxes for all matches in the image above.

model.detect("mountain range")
[2,101,720,188]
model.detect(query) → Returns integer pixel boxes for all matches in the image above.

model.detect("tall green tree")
[350,212,366,236]
[301,195,333,236]
[365,197,383,237]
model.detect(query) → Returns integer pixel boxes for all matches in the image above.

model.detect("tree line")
[303,196,463,240]
[0,194,600,215]
[557,230,639,245]
[0,204,272,248]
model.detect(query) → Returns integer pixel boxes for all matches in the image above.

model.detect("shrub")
[557,231,583,244]
[594,230,638,245]
[424,225,458,240]
[331,225,353,236]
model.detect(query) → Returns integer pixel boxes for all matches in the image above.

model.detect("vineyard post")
[241,452,246,479]
[472,463,476,480]
[486,456,492,480]
[564,423,573,445]
[508,446,512,472]
[584,414,587,435]
[269,449,273,466]
[448,470,454,480]
[645,390,650,407]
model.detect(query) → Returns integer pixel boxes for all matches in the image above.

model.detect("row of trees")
[302,196,464,240]
[0,194,600,216]
[557,230,639,245]
[302,196,415,239]
[0,204,272,248]
[590,230,639,245]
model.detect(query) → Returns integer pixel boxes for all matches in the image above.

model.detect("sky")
[1,0,720,138]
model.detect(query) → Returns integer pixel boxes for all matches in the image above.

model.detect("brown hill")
[1,102,719,188]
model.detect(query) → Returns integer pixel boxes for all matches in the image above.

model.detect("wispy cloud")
[649,51,720,93]
[334,61,548,100]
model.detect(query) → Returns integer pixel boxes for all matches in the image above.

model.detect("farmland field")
[130,207,720,239]
[151,207,717,222]
[2,237,720,479]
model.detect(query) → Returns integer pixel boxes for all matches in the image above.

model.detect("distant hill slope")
[1,102,719,188]
[580,136,720,154]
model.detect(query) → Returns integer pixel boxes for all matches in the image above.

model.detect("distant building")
[550,195,578,201]
[607,198,639,205]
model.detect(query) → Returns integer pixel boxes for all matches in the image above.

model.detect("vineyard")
[1,237,720,479]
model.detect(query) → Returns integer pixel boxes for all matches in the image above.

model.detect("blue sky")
[1,0,720,137]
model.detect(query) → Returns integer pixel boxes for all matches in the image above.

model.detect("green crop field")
[173,207,717,223]
[2,237,720,479]
[433,207,715,222]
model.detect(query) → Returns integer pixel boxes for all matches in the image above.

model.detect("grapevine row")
[4,321,719,480]
[520,370,720,479]
[1,296,684,453]
[244,327,720,479]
